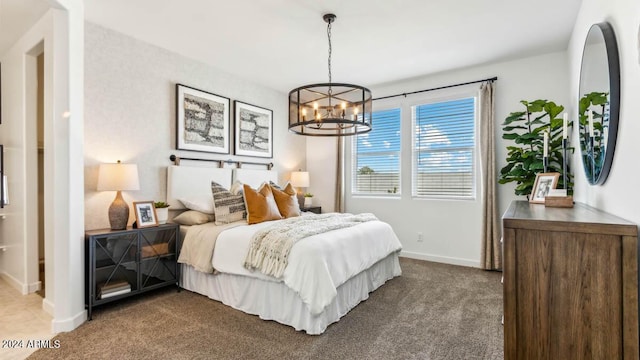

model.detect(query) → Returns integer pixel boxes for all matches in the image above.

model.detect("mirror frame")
[578,22,620,185]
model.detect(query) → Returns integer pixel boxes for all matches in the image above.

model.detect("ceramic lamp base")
[108,191,129,230]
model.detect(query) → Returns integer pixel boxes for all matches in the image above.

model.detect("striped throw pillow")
[211,181,246,225]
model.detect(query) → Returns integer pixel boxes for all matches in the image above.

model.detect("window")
[352,108,401,195]
[412,97,476,198]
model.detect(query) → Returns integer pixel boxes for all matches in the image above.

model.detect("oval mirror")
[578,22,620,185]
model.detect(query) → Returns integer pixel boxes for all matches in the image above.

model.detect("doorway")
[24,42,45,298]
[36,52,45,297]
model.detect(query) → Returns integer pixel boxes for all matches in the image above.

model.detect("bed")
[167,164,402,335]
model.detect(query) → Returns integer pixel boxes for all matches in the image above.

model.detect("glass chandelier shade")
[288,14,372,137]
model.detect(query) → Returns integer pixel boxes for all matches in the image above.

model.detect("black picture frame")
[175,84,230,154]
[234,100,273,158]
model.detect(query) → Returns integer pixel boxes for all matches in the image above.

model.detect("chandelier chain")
[327,20,332,85]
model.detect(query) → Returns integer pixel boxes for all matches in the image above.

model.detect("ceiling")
[0,0,50,55]
[3,1,583,93]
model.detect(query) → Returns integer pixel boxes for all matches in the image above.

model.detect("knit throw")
[243,212,378,278]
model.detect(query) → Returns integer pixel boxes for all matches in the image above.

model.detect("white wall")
[309,51,570,267]
[84,23,307,230]
[0,0,86,333]
[0,10,52,296]
[568,0,640,224]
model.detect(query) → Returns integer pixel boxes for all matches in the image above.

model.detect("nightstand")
[301,206,321,214]
[85,223,179,320]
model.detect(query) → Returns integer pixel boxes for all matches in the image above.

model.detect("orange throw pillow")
[270,183,301,218]
[243,183,283,225]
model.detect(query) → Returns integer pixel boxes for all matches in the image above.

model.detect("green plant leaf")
[503,111,526,125]
[502,125,528,131]
[500,98,573,197]
[503,133,519,140]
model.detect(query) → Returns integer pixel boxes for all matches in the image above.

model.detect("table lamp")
[290,170,309,206]
[97,160,139,230]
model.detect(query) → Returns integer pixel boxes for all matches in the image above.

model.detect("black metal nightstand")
[85,223,179,319]
[301,206,321,214]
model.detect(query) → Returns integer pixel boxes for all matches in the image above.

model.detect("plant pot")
[156,207,169,224]
[304,197,312,208]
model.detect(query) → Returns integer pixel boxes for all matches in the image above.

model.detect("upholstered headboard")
[166,165,233,210]
[233,168,278,188]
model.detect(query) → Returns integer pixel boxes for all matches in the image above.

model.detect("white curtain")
[480,82,501,270]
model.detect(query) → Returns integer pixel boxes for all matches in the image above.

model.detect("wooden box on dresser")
[502,200,639,360]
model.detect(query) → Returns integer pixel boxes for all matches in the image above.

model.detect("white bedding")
[181,253,401,334]
[212,217,402,315]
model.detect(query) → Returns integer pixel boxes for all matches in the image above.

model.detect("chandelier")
[288,14,372,136]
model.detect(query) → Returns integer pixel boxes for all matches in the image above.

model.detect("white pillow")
[229,180,244,195]
[179,195,214,214]
[172,210,215,226]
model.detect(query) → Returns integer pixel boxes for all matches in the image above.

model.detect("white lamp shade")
[290,171,310,188]
[97,163,140,191]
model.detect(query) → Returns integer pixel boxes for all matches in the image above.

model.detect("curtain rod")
[372,76,498,101]
[169,154,273,170]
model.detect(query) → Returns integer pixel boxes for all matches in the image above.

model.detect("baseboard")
[0,271,29,294]
[42,298,55,317]
[400,251,480,268]
[52,309,86,333]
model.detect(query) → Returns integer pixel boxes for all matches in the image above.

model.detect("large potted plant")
[499,99,573,197]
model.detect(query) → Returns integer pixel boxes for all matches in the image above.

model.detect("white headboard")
[167,165,233,210]
[233,168,278,189]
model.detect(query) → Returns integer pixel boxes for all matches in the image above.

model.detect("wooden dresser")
[503,200,639,360]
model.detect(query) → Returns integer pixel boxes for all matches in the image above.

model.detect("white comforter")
[211,217,402,315]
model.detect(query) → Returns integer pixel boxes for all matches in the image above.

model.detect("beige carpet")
[29,258,503,360]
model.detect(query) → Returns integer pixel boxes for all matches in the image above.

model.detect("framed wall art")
[529,172,560,204]
[176,84,230,154]
[234,100,273,158]
[133,201,158,228]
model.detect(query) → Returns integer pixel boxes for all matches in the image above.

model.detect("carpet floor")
[29,258,503,360]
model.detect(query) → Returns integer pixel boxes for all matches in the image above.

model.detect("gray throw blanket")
[243,212,378,278]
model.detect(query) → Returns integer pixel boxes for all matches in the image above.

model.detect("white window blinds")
[412,97,476,198]
[352,108,401,195]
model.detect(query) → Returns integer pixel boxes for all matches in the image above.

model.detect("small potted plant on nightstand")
[303,193,313,208]
[154,201,170,224]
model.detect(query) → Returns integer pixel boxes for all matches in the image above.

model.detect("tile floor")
[0,278,53,360]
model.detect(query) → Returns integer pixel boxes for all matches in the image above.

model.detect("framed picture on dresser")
[529,172,559,204]
[234,100,273,158]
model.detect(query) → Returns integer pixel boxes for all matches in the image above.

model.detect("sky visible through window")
[414,97,475,173]
[355,97,474,174]
[355,109,401,175]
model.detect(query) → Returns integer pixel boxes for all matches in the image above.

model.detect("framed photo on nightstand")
[133,201,158,228]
